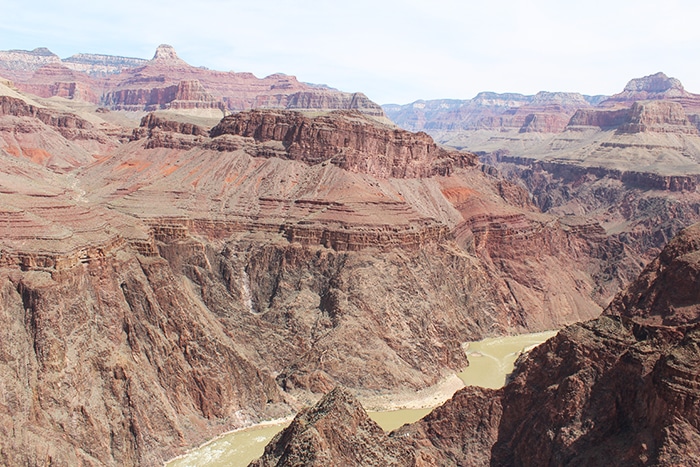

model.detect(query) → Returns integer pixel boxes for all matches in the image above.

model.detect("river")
[166,329,558,467]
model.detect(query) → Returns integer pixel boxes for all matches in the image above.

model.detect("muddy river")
[166,330,558,466]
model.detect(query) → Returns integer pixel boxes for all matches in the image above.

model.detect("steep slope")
[255,222,700,466]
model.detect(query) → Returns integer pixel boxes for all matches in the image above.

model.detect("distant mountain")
[383,72,700,136]
[384,91,606,133]
[0,44,385,116]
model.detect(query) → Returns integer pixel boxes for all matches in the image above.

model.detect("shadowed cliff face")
[0,254,286,466]
[254,222,700,466]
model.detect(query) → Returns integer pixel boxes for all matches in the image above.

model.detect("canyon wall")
[254,222,700,466]
[209,109,476,178]
[0,96,634,465]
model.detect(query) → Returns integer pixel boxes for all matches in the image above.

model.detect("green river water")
[166,330,558,467]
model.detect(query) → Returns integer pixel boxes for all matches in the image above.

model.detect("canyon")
[386,72,700,273]
[0,45,698,466]
[255,221,700,465]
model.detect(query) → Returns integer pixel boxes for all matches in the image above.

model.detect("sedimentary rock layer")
[0,45,386,115]
[256,222,700,466]
[0,93,631,465]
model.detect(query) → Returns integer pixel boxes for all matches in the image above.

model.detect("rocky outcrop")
[495,154,700,192]
[286,90,385,117]
[0,249,287,466]
[0,95,93,129]
[135,113,209,137]
[568,100,698,135]
[519,111,572,133]
[567,107,634,129]
[251,387,415,467]
[618,100,699,134]
[602,72,690,106]
[600,72,700,117]
[130,113,210,149]
[482,222,700,465]
[104,79,225,112]
[62,53,147,76]
[0,47,62,80]
[12,63,101,103]
[210,109,476,178]
[257,222,700,466]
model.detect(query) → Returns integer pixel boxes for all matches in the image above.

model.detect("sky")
[1,0,700,104]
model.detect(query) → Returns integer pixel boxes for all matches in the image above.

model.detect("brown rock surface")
[209,109,476,178]
[442,77,700,278]
[250,387,415,467]
[258,222,700,466]
[0,85,649,465]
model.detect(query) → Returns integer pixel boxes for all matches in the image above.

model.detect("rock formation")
[2,62,698,466]
[405,73,700,279]
[62,53,148,76]
[255,222,700,466]
[600,72,700,114]
[383,91,596,133]
[250,387,414,467]
[0,80,638,465]
[0,45,386,116]
[209,109,476,178]
[0,47,62,80]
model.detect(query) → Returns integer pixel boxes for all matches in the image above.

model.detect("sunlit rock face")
[0,44,386,116]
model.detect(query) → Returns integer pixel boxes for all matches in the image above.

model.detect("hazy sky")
[2,0,699,104]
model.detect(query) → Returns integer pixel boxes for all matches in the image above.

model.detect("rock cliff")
[0,47,62,81]
[0,87,634,465]
[568,100,698,135]
[103,79,225,112]
[62,53,148,76]
[256,222,700,466]
[0,77,688,465]
[0,45,386,116]
[209,109,476,178]
[250,387,414,467]
[601,72,695,106]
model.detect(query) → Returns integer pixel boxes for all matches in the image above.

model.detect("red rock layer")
[210,109,476,178]
[0,45,386,116]
[104,79,225,112]
[568,100,699,135]
[0,95,92,129]
[0,98,648,465]
[384,91,593,133]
